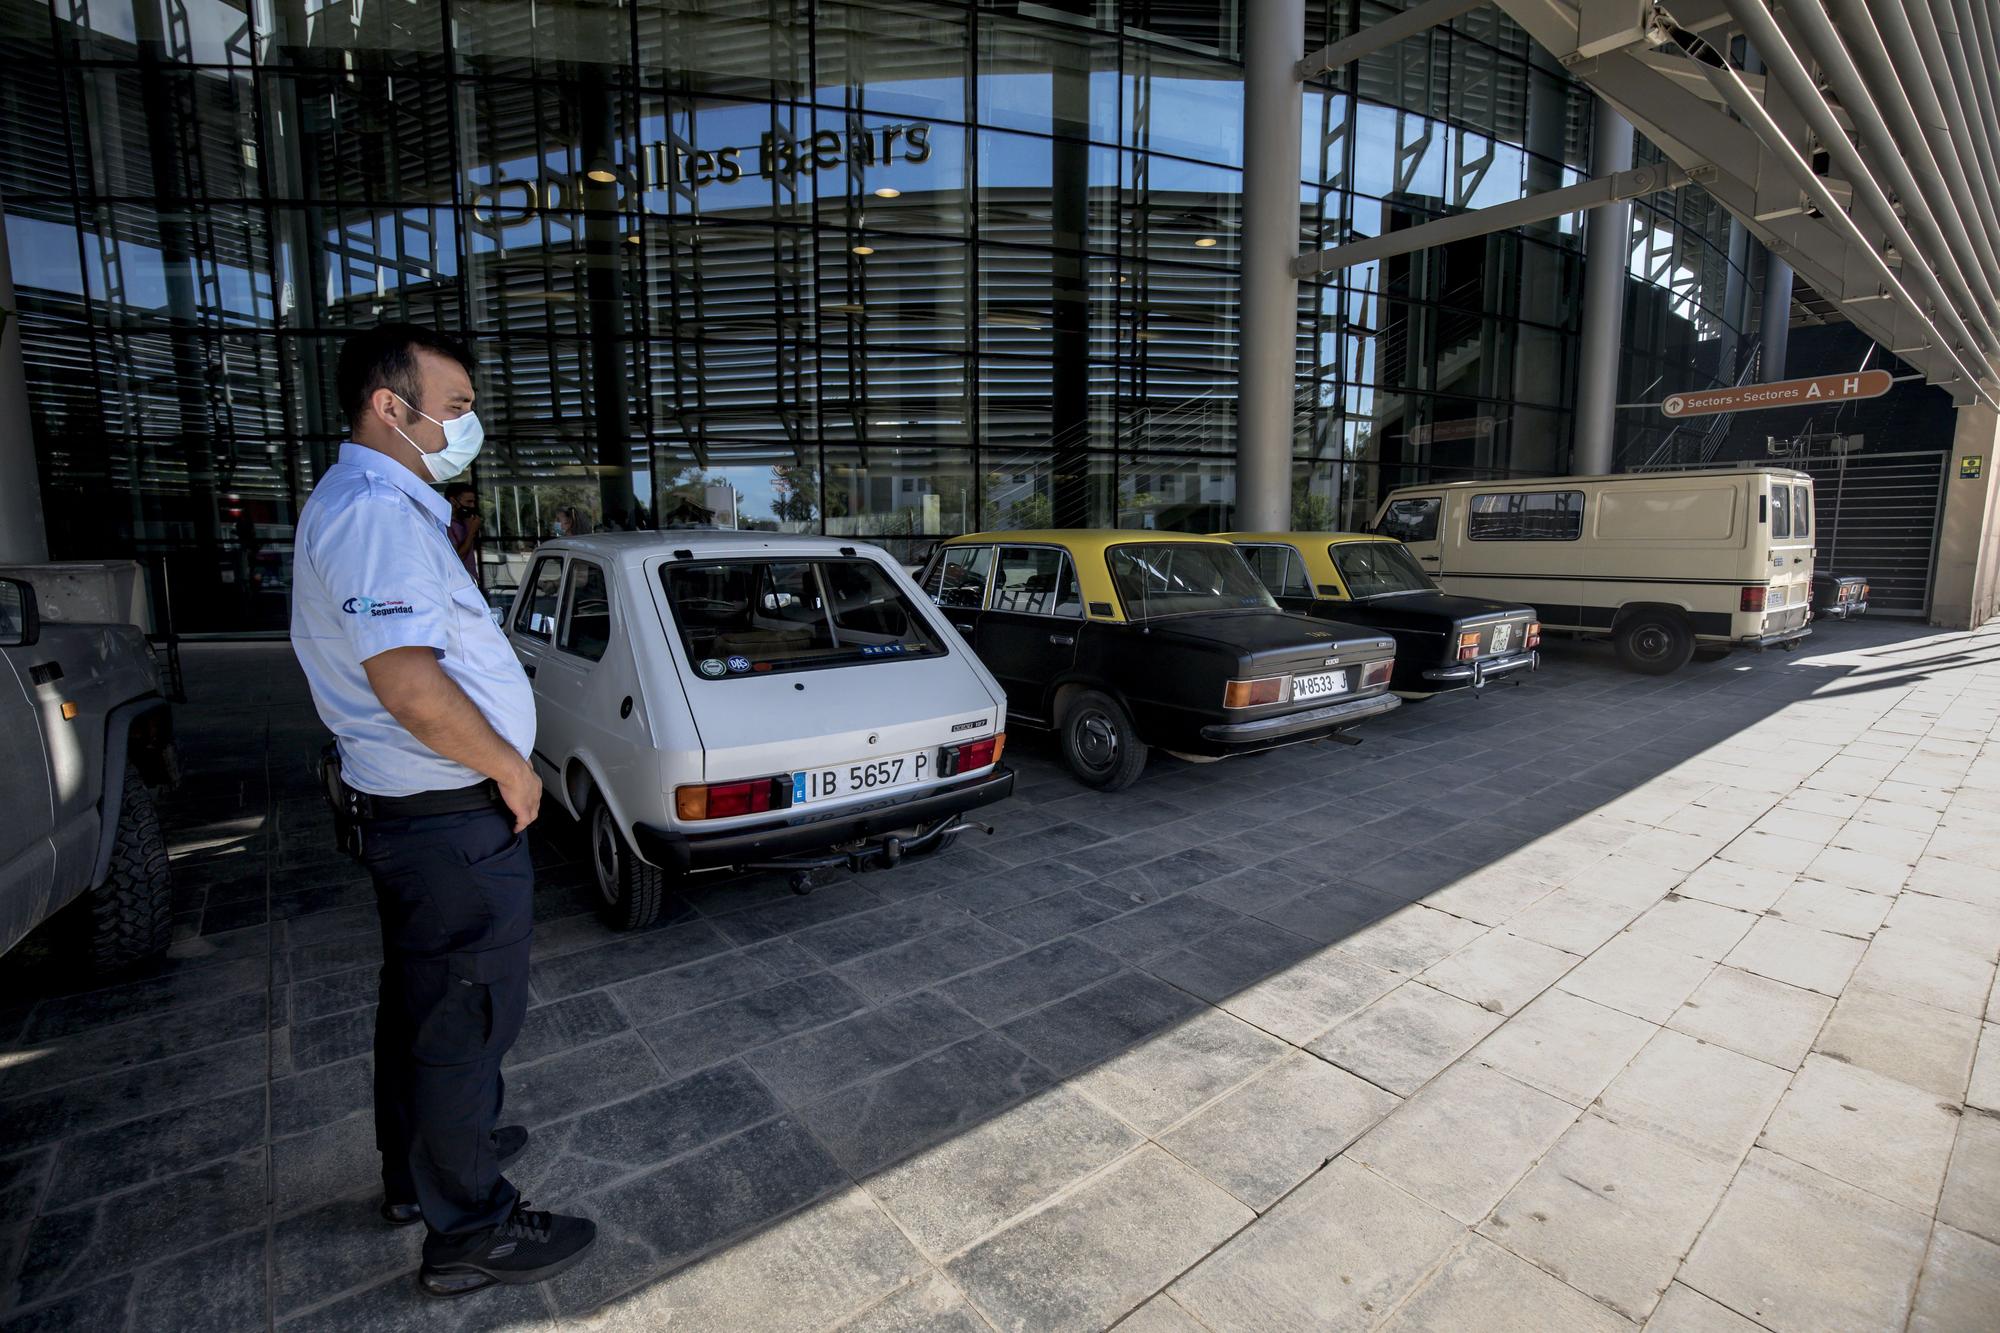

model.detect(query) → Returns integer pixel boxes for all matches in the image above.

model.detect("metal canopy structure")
[1294,0,2000,408]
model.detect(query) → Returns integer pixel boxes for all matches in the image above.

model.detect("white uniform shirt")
[290,443,535,797]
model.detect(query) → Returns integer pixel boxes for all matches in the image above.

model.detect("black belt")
[339,778,506,822]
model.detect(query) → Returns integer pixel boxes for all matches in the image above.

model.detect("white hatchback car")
[506,531,1013,928]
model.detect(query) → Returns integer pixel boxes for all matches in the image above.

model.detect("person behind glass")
[444,482,483,588]
[288,324,596,1298]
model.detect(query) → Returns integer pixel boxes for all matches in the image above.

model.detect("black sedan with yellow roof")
[1219,531,1541,696]
[918,531,1399,789]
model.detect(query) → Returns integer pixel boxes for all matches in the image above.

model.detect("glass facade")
[0,0,1744,633]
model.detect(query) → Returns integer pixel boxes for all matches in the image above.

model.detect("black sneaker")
[418,1202,598,1298]
[381,1125,531,1227]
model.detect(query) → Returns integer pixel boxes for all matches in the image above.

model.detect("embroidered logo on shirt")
[343,596,416,617]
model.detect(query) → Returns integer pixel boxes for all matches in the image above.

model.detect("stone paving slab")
[4,622,2000,1329]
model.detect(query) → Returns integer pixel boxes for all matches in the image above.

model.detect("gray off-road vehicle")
[0,575,179,969]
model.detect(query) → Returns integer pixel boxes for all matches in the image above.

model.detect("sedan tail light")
[1360,658,1394,689]
[676,776,793,821]
[1525,621,1542,648]
[939,733,1005,776]
[1456,630,1482,662]
[1223,676,1289,709]
[1740,585,1767,612]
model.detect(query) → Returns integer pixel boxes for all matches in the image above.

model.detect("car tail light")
[676,777,791,821]
[1457,630,1482,662]
[1525,621,1542,648]
[1223,676,1289,708]
[1740,585,1766,612]
[1361,658,1394,689]
[939,732,1005,776]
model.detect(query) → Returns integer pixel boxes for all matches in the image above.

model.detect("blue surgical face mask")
[391,392,484,483]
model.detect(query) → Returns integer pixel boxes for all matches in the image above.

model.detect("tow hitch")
[753,815,995,894]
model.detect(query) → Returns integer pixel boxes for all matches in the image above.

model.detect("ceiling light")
[873,187,901,199]
[587,168,618,184]
[852,245,875,256]
[1194,236,1218,248]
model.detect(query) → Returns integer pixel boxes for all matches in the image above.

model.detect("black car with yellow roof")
[918,531,1399,789]
[1219,531,1541,696]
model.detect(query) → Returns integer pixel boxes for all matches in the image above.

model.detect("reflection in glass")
[0,0,1739,638]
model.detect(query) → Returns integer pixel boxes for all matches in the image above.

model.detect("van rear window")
[1792,485,1812,539]
[1467,491,1584,541]
[661,557,944,678]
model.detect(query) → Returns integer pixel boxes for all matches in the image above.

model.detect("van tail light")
[1457,631,1482,661]
[1861,583,1870,599]
[1740,585,1767,612]
[676,776,793,821]
[940,732,1004,776]
[1223,676,1289,709]
[1525,621,1542,648]
[1361,658,1394,689]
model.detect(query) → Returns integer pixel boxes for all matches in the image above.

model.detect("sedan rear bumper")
[1197,690,1400,748]
[633,767,1015,874]
[1421,649,1539,688]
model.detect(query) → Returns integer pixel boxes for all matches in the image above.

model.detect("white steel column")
[1573,98,1633,475]
[0,187,48,563]
[1236,0,1306,531]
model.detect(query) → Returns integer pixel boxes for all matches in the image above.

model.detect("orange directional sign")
[1660,369,1893,418]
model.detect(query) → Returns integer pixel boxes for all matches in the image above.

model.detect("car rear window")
[1107,543,1277,619]
[1331,542,1435,597]
[661,557,945,678]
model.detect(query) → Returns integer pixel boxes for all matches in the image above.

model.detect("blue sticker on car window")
[727,655,752,673]
[698,658,727,678]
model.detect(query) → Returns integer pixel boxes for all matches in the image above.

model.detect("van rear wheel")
[587,796,666,930]
[1059,689,1149,791]
[1615,611,1695,675]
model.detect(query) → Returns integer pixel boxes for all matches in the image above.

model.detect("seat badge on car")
[698,658,727,678]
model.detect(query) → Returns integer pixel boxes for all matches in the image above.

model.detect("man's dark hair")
[444,482,476,501]
[336,323,475,427]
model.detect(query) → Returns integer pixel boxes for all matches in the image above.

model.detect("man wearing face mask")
[290,324,596,1298]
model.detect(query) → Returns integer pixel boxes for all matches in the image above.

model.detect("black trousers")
[360,806,533,1242]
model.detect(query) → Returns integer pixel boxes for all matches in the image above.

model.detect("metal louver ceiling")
[1496,0,2000,406]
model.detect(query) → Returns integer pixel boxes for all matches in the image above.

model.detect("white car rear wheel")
[588,796,666,931]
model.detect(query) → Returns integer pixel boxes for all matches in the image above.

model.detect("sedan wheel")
[1059,689,1149,791]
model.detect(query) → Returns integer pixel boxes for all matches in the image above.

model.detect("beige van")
[1373,468,1814,674]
